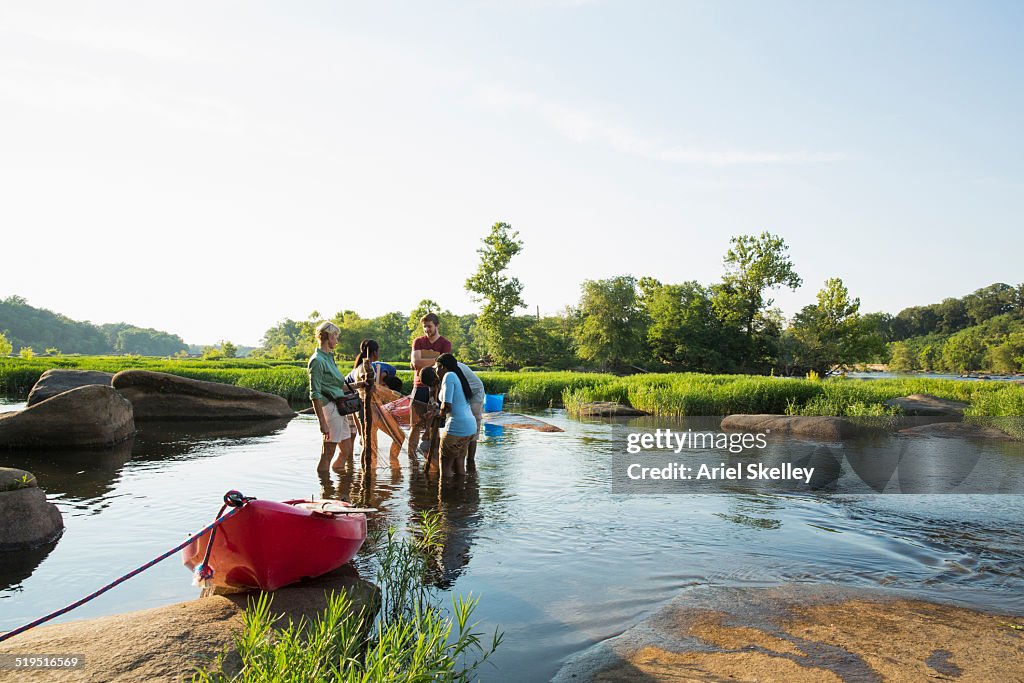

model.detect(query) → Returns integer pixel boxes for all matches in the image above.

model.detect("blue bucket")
[484,393,504,412]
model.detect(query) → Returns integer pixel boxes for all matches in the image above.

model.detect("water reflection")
[0,539,60,594]
[131,418,294,462]
[1,439,133,502]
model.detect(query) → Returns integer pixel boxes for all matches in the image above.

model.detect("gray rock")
[883,393,967,418]
[0,566,379,683]
[112,370,296,421]
[0,385,135,448]
[899,421,1016,440]
[721,414,860,440]
[26,369,115,407]
[575,402,649,417]
[0,467,36,491]
[0,483,63,551]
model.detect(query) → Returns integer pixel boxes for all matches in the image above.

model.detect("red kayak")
[182,496,369,591]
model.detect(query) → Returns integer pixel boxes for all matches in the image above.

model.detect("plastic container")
[484,393,504,412]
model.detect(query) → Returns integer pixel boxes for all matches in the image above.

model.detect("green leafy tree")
[19,346,34,360]
[888,341,916,371]
[574,275,649,371]
[789,278,880,375]
[465,222,526,366]
[641,278,728,371]
[711,232,801,371]
[941,330,985,373]
[221,340,238,358]
[201,345,224,360]
[373,311,411,361]
[0,332,12,356]
[45,347,59,356]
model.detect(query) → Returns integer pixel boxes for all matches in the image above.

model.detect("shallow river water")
[1,401,1023,681]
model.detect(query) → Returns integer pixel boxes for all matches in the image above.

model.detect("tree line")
[255,224,1023,375]
[0,295,188,357]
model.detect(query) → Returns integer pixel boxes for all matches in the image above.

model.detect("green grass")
[192,512,502,682]
[3,357,1022,419]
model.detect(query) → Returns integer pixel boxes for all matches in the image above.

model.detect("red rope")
[0,503,245,643]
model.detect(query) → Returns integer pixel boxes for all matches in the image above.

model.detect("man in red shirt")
[408,312,452,459]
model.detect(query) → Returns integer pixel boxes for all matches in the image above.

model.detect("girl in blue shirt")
[437,361,476,478]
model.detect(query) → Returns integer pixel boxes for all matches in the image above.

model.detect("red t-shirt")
[412,335,452,386]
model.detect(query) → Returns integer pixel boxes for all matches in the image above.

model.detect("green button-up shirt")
[308,348,347,402]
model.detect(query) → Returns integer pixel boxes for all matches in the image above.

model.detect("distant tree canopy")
[0,296,186,356]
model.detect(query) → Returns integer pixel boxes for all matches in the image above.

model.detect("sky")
[1,1,1021,346]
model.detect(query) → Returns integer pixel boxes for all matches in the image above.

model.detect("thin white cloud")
[472,84,846,167]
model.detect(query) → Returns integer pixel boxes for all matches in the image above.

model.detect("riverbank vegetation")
[3,356,1022,418]
[192,513,502,682]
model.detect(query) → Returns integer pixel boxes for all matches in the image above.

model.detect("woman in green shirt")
[309,321,364,471]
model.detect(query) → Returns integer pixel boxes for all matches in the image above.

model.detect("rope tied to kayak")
[0,490,252,644]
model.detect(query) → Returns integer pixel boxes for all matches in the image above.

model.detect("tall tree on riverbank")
[788,278,881,375]
[574,276,649,372]
[465,222,526,367]
[712,232,801,371]
[641,278,729,372]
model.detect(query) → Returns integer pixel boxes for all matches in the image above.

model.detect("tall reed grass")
[192,512,502,682]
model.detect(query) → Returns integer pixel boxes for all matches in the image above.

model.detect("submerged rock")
[112,370,296,421]
[884,393,967,418]
[721,414,860,440]
[0,385,135,448]
[899,421,1016,440]
[575,402,649,417]
[26,369,115,407]
[0,566,379,683]
[554,584,1024,682]
[0,468,63,551]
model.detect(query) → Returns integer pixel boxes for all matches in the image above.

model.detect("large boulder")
[0,385,135,449]
[554,585,1024,682]
[0,468,63,551]
[884,393,967,418]
[721,414,860,440]
[112,370,296,421]
[574,402,649,417]
[0,566,379,683]
[26,369,115,407]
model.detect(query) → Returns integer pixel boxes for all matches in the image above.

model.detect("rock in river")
[0,385,135,449]
[0,565,379,683]
[883,393,967,418]
[721,414,860,440]
[899,421,1016,440]
[575,402,649,417]
[112,370,296,421]
[26,369,115,407]
[554,584,1024,682]
[0,467,63,551]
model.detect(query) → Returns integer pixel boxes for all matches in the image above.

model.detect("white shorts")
[470,400,483,441]
[323,400,354,443]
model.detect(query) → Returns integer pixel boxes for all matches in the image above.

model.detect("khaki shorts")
[323,400,354,443]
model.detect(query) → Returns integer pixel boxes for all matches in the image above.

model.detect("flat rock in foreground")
[112,370,296,421]
[26,370,115,407]
[554,584,1024,682]
[721,414,859,440]
[0,385,135,448]
[883,393,967,418]
[0,566,378,683]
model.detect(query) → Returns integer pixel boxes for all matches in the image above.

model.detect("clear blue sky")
[2,1,1021,345]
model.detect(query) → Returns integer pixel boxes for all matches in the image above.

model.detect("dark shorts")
[413,386,431,403]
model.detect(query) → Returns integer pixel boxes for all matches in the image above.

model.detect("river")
[1,401,1022,681]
